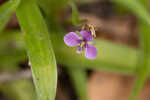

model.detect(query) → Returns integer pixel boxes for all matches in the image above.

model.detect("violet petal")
[80,30,92,41]
[64,32,80,47]
[85,44,97,59]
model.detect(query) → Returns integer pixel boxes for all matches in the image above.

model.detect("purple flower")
[64,30,97,59]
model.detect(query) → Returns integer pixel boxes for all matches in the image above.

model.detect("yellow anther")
[80,42,85,48]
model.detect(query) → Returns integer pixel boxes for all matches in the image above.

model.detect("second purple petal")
[85,44,97,59]
[80,30,92,41]
[64,32,80,47]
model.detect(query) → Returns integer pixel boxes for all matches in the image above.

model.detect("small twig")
[0,69,32,83]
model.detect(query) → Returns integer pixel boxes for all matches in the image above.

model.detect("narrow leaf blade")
[68,67,87,100]
[16,0,57,100]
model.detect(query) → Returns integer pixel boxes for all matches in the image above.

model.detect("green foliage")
[0,30,26,71]
[128,3,150,99]
[16,0,57,100]
[68,68,87,100]
[69,2,82,26]
[113,0,150,100]
[0,0,150,100]
[51,32,138,75]
[35,0,66,30]
[0,30,139,74]
[0,79,36,100]
[129,21,150,100]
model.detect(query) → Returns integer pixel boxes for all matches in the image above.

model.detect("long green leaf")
[0,0,20,33]
[16,0,57,100]
[0,29,138,75]
[114,0,150,100]
[128,1,150,99]
[67,67,87,100]
[129,22,150,100]
[50,32,138,75]
[111,0,150,99]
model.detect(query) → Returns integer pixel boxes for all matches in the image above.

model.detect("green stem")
[129,22,150,100]
[129,0,150,99]
[67,67,87,100]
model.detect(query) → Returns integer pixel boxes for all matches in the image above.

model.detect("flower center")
[80,41,85,48]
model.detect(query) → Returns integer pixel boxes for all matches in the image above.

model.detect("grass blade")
[68,67,87,100]
[1,30,138,75]
[114,0,150,100]
[50,33,138,75]
[16,0,57,100]
[129,21,150,100]
[68,2,82,26]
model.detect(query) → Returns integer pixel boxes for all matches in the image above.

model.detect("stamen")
[80,41,85,48]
